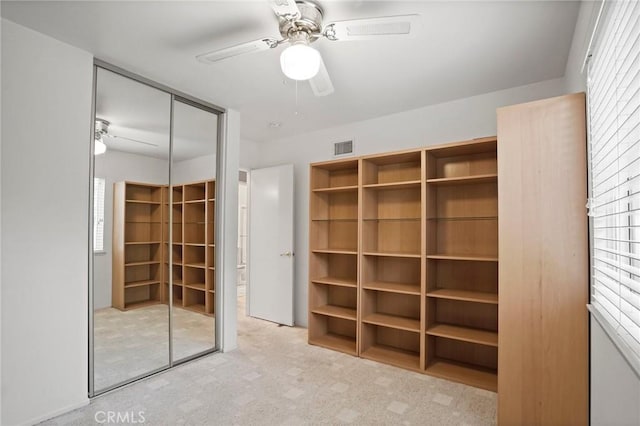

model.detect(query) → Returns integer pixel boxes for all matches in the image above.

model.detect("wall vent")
[333,140,354,157]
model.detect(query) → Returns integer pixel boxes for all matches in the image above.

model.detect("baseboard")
[20,399,89,426]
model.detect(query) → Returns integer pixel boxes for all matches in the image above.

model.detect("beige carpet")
[94,305,215,391]
[45,288,496,425]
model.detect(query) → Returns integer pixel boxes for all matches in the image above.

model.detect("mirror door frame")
[88,59,227,397]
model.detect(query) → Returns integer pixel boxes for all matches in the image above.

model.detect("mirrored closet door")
[90,64,220,395]
[169,99,217,362]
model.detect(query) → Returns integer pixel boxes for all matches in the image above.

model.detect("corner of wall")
[563,0,603,93]
[221,110,240,352]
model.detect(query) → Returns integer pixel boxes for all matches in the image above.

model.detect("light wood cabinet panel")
[497,93,588,425]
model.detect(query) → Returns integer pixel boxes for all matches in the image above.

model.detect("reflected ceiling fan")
[94,118,158,155]
[196,0,418,96]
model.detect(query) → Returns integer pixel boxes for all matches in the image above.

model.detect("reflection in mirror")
[93,67,171,392]
[170,99,218,361]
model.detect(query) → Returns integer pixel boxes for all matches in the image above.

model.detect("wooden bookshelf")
[360,150,424,370]
[308,138,499,391]
[112,182,165,310]
[424,138,499,389]
[114,179,215,315]
[309,159,359,355]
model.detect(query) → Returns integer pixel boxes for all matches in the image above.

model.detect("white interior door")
[248,164,294,326]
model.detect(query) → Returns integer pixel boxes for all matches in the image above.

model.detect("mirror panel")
[170,99,218,361]
[92,67,171,392]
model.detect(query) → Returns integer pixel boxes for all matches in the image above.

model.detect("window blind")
[94,177,106,252]
[588,0,640,360]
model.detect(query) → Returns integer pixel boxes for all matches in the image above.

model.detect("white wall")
[220,111,240,351]
[249,76,566,326]
[1,19,92,425]
[172,153,215,184]
[240,138,261,170]
[93,150,168,309]
[591,320,640,425]
[0,13,4,424]
[563,2,640,424]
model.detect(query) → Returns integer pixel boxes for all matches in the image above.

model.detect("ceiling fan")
[94,118,158,155]
[196,0,418,96]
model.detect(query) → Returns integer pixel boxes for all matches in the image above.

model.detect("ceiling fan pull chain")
[294,80,299,116]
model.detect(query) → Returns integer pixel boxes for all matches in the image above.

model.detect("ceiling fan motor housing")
[95,118,110,138]
[279,0,324,41]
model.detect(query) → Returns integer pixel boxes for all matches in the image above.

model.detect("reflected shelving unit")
[112,182,164,310]
[115,179,215,316]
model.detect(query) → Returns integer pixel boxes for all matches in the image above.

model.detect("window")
[588,1,640,363]
[94,177,106,252]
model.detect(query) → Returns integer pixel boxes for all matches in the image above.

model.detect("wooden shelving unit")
[308,137,499,392]
[308,159,359,356]
[112,182,164,310]
[360,150,423,371]
[115,179,215,315]
[424,137,499,391]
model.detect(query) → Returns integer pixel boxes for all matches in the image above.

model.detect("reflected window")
[93,177,106,252]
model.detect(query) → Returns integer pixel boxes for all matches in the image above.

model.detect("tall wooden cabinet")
[497,93,588,424]
[113,179,216,315]
[309,137,500,391]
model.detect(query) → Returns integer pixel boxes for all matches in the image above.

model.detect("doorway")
[237,170,249,315]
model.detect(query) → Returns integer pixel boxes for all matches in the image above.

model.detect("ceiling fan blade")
[309,54,334,97]
[104,134,158,147]
[323,15,419,42]
[268,0,301,21]
[196,38,279,64]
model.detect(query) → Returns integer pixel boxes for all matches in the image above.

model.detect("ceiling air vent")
[333,140,354,157]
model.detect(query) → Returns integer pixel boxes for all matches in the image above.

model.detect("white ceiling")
[96,67,217,161]
[2,1,580,143]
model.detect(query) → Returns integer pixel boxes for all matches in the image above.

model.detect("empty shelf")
[426,174,497,186]
[427,324,498,347]
[362,313,420,333]
[361,345,420,371]
[363,180,421,190]
[426,359,497,392]
[312,185,358,193]
[311,305,357,321]
[310,277,357,288]
[309,333,356,356]
[124,280,161,288]
[363,252,421,258]
[427,289,498,304]
[184,262,206,269]
[363,281,420,295]
[312,249,357,255]
[427,254,498,262]
[125,260,161,267]
[184,283,206,291]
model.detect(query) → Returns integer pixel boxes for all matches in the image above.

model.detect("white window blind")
[588,0,640,361]
[94,177,106,252]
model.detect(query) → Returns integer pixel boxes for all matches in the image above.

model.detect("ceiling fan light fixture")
[94,136,107,155]
[280,41,321,81]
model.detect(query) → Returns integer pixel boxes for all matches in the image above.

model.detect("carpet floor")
[44,288,496,425]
